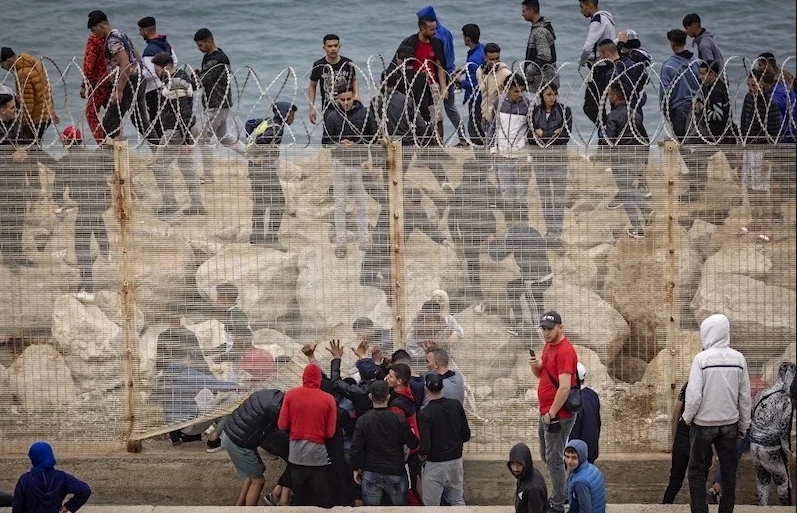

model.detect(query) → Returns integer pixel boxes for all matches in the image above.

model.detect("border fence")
[0,55,794,456]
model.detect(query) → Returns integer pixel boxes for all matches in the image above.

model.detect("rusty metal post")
[112,141,141,453]
[662,140,681,438]
[386,140,406,348]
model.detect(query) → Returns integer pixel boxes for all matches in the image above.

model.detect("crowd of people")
[0,1,795,512]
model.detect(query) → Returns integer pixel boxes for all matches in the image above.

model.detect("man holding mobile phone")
[528,310,579,513]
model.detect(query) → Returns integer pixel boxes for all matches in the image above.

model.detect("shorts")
[221,431,265,480]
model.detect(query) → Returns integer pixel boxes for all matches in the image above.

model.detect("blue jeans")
[714,430,751,485]
[444,89,465,142]
[689,423,740,513]
[361,471,408,506]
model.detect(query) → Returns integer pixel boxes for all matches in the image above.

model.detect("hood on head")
[700,314,730,349]
[302,363,322,389]
[28,441,56,471]
[416,5,438,21]
[356,358,379,381]
[775,361,796,393]
[272,101,296,123]
[507,442,533,480]
[565,439,588,469]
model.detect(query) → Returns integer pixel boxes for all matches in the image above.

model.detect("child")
[739,70,782,243]
[209,282,254,372]
[53,126,112,303]
[564,439,606,513]
[12,441,92,513]
[150,51,203,217]
[245,101,296,248]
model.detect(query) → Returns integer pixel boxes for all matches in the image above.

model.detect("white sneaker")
[473,302,485,313]
[74,289,95,303]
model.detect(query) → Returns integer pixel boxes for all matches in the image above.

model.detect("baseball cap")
[61,126,83,143]
[539,311,562,328]
[425,372,444,392]
[577,362,586,381]
[355,358,379,380]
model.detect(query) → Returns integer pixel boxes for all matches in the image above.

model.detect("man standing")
[660,29,701,141]
[476,43,512,130]
[193,28,247,183]
[683,313,752,513]
[137,16,178,140]
[87,11,152,144]
[521,0,559,93]
[577,0,616,128]
[416,6,466,146]
[350,380,419,506]
[308,34,359,125]
[528,310,579,513]
[277,363,337,508]
[682,14,724,65]
[418,373,471,506]
[80,17,111,144]
[569,363,601,464]
[424,348,465,406]
[398,15,449,144]
[386,362,422,504]
[0,47,58,144]
[456,24,485,145]
[508,442,548,513]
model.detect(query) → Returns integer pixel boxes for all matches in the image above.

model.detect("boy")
[487,74,532,217]
[507,442,548,513]
[150,51,204,217]
[245,102,297,247]
[53,126,112,303]
[13,441,92,513]
[210,282,254,369]
[565,439,606,513]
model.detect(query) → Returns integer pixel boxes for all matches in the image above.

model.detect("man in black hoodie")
[138,16,178,140]
[245,101,296,248]
[418,372,471,506]
[521,0,559,92]
[508,442,548,513]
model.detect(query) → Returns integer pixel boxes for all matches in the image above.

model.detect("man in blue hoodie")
[245,102,297,248]
[138,16,178,141]
[456,24,485,145]
[682,14,724,66]
[565,439,606,513]
[12,441,92,513]
[416,6,467,146]
[659,29,700,141]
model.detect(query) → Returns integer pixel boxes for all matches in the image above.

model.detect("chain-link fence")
[0,55,794,456]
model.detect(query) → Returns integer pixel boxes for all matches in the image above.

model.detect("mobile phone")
[529,349,535,357]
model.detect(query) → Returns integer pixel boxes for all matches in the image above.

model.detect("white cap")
[577,362,587,381]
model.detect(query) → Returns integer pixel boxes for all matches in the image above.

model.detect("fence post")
[662,140,682,404]
[386,140,406,348]
[112,141,141,453]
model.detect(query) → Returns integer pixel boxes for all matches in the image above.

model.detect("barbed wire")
[1,54,794,149]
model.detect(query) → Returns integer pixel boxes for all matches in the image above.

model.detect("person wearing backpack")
[528,310,579,513]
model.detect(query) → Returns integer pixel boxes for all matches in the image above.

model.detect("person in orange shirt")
[0,46,58,144]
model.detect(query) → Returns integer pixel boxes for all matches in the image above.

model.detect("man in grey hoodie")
[521,0,559,93]
[683,313,752,513]
[682,13,724,65]
[577,0,616,128]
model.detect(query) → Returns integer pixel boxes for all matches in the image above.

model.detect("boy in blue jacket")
[565,439,606,513]
[13,441,91,513]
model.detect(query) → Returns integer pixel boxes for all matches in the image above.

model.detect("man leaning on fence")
[528,310,579,513]
[683,313,752,513]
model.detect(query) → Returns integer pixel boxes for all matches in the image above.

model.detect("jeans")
[610,161,650,231]
[422,458,466,506]
[153,130,201,208]
[361,471,408,506]
[444,88,465,142]
[538,413,577,511]
[688,422,740,513]
[495,159,528,209]
[75,209,109,293]
[466,100,484,145]
[662,429,712,503]
[534,155,567,237]
[194,107,247,176]
[249,160,285,242]
[102,72,153,143]
[714,431,750,485]
[332,159,369,244]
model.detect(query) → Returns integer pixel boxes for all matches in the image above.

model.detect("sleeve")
[580,18,604,65]
[323,112,338,145]
[325,397,337,439]
[403,416,420,450]
[459,403,471,443]
[277,393,290,431]
[779,401,792,456]
[556,348,578,386]
[682,358,704,425]
[62,473,92,512]
[534,29,553,65]
[573,481,593,513]
[563,106,574,140]
[349,421,365,470]
[418,410,432,457]
[447,315,465,338]
[768,102,783,142]
[570,409,584,439]
[12,477,25,513]
[737,361,752,432]
[659,64,673,109]
[604,112,620,141]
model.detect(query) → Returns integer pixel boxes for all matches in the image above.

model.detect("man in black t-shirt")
[307,34,359,124]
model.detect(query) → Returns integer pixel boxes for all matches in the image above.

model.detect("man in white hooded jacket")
[683,313,752,513]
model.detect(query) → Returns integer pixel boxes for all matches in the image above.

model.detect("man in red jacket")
[387,362,422,505]
[277,363,337,508]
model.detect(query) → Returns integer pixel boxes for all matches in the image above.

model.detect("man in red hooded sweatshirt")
[278,363,337,508]
[387,362,422,505]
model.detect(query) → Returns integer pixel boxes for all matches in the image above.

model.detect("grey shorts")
[221,431,265,480]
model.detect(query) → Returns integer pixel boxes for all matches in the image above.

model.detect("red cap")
[239,347,275,379]
[61,126,82,143]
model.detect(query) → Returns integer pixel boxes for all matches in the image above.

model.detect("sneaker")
[206,440,223,453]
[626,227,645,240]
[74,289,96,303]
[606,196,624,210]
[263,492,278,506]
[473,302,485,313]
[441,181,455,194]
[708,487,722,504]
[639,184,652,198]
[183,204,207,216]
[644,210,656,227]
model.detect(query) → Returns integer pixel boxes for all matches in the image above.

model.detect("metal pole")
[113,141,141,453]
[386,140,406,348]
[662,140,681,441]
